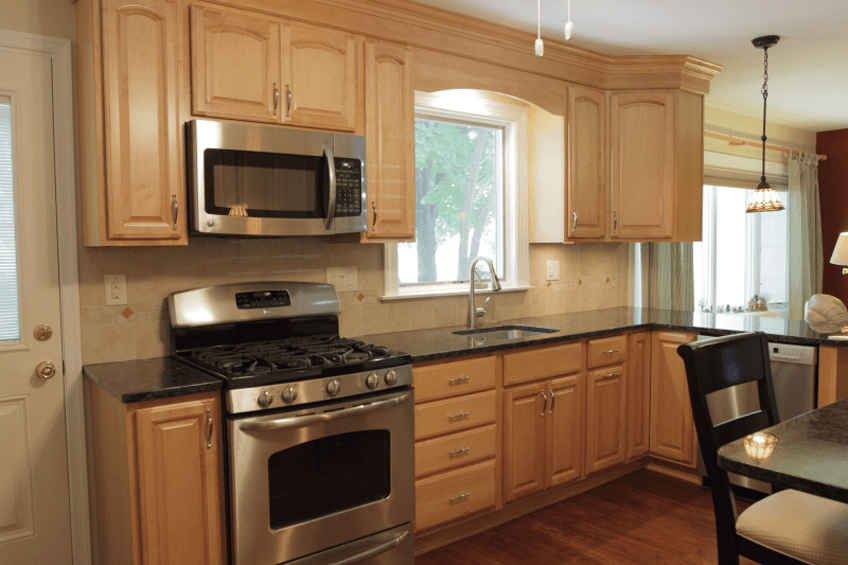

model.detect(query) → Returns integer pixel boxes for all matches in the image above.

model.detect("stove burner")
[190,336,394,377]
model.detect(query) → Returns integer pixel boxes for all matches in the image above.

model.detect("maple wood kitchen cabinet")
[76,0,187,246]
[608,90,704,241]
[87,384,225,565]
[362,40,416,241]
[190,5,358,131]
[626,331,652,461]
[566,84,606,240]
[649,331,699,467]
[584,335,627,475]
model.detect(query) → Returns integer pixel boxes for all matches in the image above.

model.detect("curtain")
[641,242,694,310]
[788,153,823,319]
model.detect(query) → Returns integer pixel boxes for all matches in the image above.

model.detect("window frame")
[382,91,530,300]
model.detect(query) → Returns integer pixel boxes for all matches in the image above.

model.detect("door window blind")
[0,100,20,342]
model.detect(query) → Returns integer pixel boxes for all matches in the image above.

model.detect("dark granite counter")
[84,357,222,403]
[355,307,846,363]
[718,396,848,503]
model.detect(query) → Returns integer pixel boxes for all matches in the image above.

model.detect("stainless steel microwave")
[186,119,366,236]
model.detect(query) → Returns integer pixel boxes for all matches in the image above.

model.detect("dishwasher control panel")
[769,342,817,365]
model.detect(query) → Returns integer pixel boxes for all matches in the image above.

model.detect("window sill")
[379,285,533,302]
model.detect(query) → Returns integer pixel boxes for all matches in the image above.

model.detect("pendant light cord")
[760,47,769,184]
[537,0,541,40]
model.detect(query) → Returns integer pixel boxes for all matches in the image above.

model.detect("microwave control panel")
[335,159,362,217]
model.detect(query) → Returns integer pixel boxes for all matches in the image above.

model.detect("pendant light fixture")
[565,0,574,40]
[746,35,784,213]
[535,0,544,56]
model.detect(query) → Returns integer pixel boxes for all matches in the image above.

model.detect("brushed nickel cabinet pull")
[448,376,470,384]
[449,492,471,502]
[449,447,471,456]
[604,349,620,354]
[572,209,578,233]
[206,409,213,449]
[273,83,279,115]
[371,201,377,231]
[614,211,618,234]
[285,84,292,116]
[171,195,178,230]
[603,372,621,379]
[540,390,547,417]
[549,387,556,415]
[449,411,470,420]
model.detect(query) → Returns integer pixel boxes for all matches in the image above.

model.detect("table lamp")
[831,232,848,276]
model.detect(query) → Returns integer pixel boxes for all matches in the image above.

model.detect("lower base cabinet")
[584,365,626,475]
[87,383,226,565]
[415,459,496,531]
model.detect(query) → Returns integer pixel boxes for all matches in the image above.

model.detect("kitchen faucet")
[468,256,502,329]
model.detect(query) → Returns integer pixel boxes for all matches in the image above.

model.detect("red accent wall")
[818,128,848,301]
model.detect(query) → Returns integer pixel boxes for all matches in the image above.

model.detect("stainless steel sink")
[451,325,559,341]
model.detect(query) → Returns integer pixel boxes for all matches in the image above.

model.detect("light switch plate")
[327,267,358,291]
[104,274,127,305]
[546,260,560,281]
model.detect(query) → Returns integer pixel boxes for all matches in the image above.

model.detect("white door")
[0,48,73,563]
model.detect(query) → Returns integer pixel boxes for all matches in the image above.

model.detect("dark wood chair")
[677,332,848,565]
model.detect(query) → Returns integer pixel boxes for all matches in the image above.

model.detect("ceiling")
[409,0,848,132]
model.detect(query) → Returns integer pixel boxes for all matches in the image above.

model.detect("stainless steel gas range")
[168,282,414,565]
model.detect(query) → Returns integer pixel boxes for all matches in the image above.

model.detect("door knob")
[36,361,56,380]
[34,324,53,341]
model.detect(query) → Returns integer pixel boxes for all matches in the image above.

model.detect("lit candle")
[743,432,778,460]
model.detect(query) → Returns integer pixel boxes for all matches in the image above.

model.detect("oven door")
[229,389,414,565]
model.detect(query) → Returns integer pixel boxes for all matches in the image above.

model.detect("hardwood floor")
[415,469,756,565]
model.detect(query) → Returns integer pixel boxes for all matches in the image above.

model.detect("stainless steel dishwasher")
[695,336,817,494]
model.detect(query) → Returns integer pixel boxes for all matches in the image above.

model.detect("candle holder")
[743,432,778,460]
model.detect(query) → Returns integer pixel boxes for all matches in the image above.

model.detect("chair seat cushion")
[737,489,848,565]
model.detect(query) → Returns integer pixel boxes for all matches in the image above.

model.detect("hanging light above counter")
[535,0,574,57]
[746,35,785,213]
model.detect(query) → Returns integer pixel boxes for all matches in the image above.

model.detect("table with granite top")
[717,396,848,504]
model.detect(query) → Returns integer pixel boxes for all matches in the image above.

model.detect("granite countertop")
[84,357,222,403]
[354,306,846,363]
[718,396,848,503]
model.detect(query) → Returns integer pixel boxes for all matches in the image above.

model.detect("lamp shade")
[831,233,848,266]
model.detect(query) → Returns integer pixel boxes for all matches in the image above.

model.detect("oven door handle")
[323,143,337,231]
[239,392,411,432]
[288,528,409,565]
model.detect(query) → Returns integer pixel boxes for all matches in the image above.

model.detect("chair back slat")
[713,410,773,449]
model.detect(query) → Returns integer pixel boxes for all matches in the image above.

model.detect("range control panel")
[769,343,817,365]
[236,290,292,309]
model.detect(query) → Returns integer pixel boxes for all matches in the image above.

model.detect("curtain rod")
[704,131,827,161]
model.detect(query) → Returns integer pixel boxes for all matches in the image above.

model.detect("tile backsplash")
[78,238,629,364]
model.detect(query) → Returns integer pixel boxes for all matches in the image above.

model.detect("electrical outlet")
[327,267,358,291]
[546,260,560,281]
[104,274,127,305]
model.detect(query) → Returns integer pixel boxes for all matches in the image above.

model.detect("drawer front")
[414,356,497,403]
[415,424,496,477]
[415,459,496,532]
[503,342,583,386]
[414,390,496,440]
[587,335,627,368]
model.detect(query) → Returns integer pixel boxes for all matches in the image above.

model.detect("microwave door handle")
[323,143,337,230]
[239,392,411,432]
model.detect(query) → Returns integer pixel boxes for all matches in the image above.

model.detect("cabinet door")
[585,366,626,474]
[650,331,698,466]
[287,23,358,131]
[101,0,185,242]
[363,40,415,240]
[503,383,547,502]
[546,375,584,487]
[626,332,651,460]
[609,91,675,239]
[190,6,282,123]
[566,85,605,239]
[135,398,225,565]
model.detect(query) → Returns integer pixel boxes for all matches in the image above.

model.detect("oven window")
[204,148,326,218]
[267,430,391,530]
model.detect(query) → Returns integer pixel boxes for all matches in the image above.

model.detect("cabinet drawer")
[414,390,496,440]
[415,424,496,477]
[587,335,627,368]
[503,342,583,386]
[415,459,496,531]
[413,356,496,403]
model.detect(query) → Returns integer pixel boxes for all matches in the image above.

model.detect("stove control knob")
[257,390,273,408]
[281,387,298,403]
[366,373,380,390]
[326,379,341,397]
[384,370,398,386]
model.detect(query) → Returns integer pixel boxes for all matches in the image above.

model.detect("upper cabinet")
[362,40,416,241]
[78,0,187,246]
[608,89,704,242]
[190,6,283,123]
[566,85,606,240]
[189,6,358,131]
